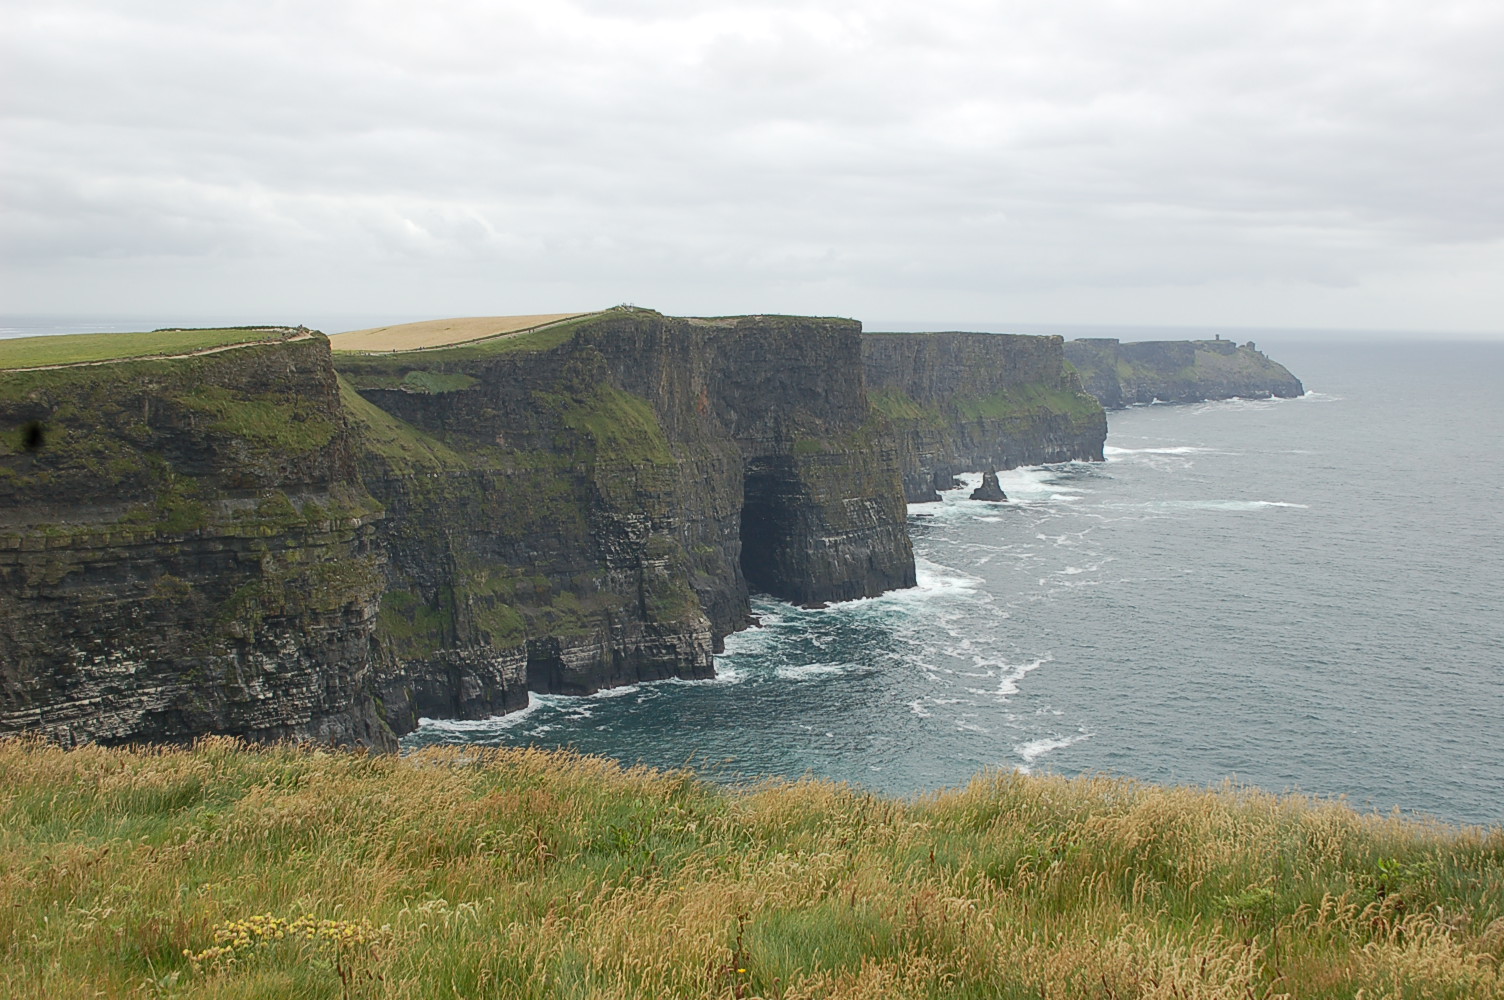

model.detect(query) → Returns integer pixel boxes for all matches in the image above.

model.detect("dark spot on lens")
[22,422,45,451]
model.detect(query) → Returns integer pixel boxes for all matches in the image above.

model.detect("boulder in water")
[969,470,1008,502]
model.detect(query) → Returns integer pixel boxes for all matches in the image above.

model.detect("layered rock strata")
[335,310,916,732]
[2,310,920,747]
[862,332,1107,502]
[0,336,388,747]
[1064,338,1304,408]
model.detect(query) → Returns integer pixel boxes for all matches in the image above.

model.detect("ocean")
[405,336,1504,828]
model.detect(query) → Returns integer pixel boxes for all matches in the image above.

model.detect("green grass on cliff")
[3,740,1499,1000]
[544,383,676,467]
[0,328,303,370]
[336,377,469,473]
[871,383,1102,430]
[952,383,1102,425]
[868,387,946,425]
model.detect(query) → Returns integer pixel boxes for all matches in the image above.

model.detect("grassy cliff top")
[328,313,596,353]
[2,739,1498,999]
[0,327,308,370]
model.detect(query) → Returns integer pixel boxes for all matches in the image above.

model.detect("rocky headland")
[1064,337,1304,408]
[3,312,1300,750]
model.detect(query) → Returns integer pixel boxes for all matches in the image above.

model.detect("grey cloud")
[2,0,1501,332]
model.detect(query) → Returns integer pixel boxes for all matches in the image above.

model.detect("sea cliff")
[336,309,917,735]
[0,332,389,747]
[1,311,1122,748]
[863,332,1106,501]
[1064,337,1304,408]
[1,311,929,747]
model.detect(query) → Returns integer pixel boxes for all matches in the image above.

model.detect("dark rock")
[969,470,1008,502]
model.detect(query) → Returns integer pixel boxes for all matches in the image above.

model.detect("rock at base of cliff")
[969,470,1008,502]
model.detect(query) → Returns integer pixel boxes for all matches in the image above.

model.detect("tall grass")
[1,738,1498,998]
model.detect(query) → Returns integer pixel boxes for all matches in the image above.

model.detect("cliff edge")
[335,308,916,733]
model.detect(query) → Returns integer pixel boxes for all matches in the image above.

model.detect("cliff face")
[1064,338,1304,408]
[0,334,389,748]
[333,310,915,731]
[2,313,913,747]
[862,332,1107,502]
[2,311,1110,747]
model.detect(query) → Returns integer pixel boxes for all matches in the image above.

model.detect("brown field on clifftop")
[329,313,593,352]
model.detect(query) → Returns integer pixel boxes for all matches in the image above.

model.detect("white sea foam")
[1187,398,1278,415]
[998,467,1079,500]
[911,557,984,595]
[415,687,622,734]
[1014,730,1092,772]
[996,656,1052,698]
[1103,445,1212,457]
[586,682,640,697]
[774,662,849,680]
[667,663,749,687]
[919,467,1084,509]
[1168,499,1305,512]
[417,698,546,733]
[1036,528,1093,547]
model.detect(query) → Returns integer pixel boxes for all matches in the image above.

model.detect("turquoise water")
[406,338,1504,827]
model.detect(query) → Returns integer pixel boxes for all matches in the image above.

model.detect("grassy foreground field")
[1,740,1499,999]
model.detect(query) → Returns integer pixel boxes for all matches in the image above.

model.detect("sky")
[2,0,1501,336]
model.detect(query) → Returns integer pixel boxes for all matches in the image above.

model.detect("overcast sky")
[3,0,1501,335]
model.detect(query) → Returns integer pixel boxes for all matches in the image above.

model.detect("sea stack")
[970,470,1008,502]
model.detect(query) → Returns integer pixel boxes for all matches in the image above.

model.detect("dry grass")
[329,314,594,353]
[1,738,1499,999]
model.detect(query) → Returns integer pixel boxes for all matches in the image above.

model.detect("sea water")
[411,337,1499,826]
